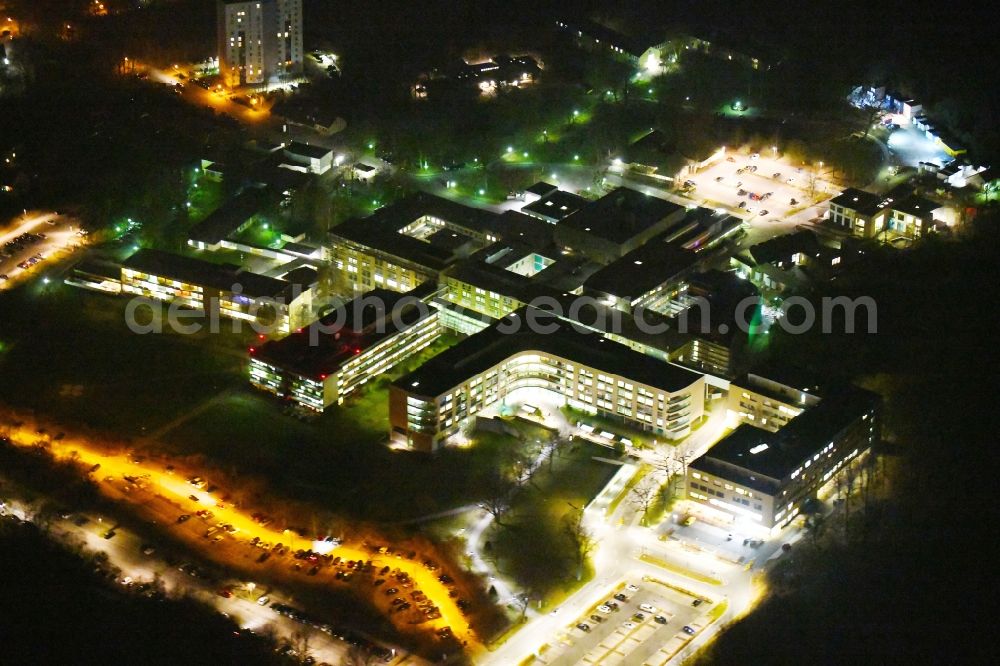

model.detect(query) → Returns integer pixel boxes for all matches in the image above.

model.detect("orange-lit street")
[3,417,479,652]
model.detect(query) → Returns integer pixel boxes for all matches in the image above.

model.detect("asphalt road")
[4,418,473,656]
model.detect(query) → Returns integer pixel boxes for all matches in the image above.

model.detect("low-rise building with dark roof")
[481,210,560,249]
[731,229,855,294]
[555,18,669,70]
[521,189,590,224]
[65,258,123,294]
[555,187,686,263]
[188,188,271,251]
[524,181,559,202]
[828,186,945,239]
[389,306,706,452]
[120,248,316,334]
[282,141,335,174]
[689,381,880,530]
[581,206,740,309]
[250,284,440,411]
[619,130,689,183]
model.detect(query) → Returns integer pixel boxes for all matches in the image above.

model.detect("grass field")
[488,440,619,604]
[0,282,250,437]
[0,283,513,522]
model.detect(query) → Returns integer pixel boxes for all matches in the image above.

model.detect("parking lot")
[680,152,840,241]
[536,578,713,666]
[0,211,83,289]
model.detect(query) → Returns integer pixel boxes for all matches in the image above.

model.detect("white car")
[639,603,657,614]
[750,153,759,160]
[257,596,270,606]
[626,583,639,593]
[597,604,612,614]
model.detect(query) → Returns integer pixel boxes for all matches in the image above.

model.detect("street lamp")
[771,145,777,157]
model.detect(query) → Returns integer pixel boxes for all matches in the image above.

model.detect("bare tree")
[629,483,659,524]
[290,630,310,660]
[480,471,515,527]
[341,643,379,666]
[562,505,596,580]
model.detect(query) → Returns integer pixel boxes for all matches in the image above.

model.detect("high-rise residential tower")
[217,0,302,87]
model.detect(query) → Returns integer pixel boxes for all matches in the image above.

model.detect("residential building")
[217,0,302,87]
[218,0,276,86]
[274,0,304,77]
[250,285,440,411]
[389,307,707,452]
[688,382,880,530]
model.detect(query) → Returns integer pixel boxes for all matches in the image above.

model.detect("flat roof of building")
[525,181,559,197]
[188,188,268,245]
[71,258,122,281]
[329,192,498,270]
[285,141,333,160]
[557,18,662,58]
[253,286,435,379]
[585,241,697,299]
[394,306,704,398]
[559,187,683,244]
[890,192,939,217]
[744,229,824,265]
[693,385,879,484]
[521,189,590,222]
[122,248,298,299]
[829,188,884,216]
[482,210,558,248]
[445,255,565,304]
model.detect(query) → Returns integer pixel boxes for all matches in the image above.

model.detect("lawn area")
[0,283,515,523]
[0,282,250,437]
[161,387,541,522]
[487,440,619,605]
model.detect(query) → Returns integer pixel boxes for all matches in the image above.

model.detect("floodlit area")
[3,420,479,650]
[524,578,719,666]
[884,122,951,168]
[0,211,84,289]
[679,151,839,228]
